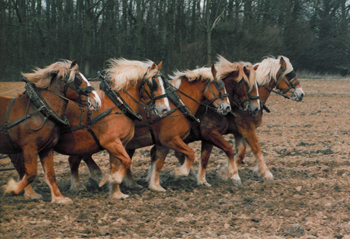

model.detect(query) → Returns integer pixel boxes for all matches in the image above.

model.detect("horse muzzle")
[292,88,305,102]
[216,102,231,116]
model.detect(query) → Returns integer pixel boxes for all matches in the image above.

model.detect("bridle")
[171,76,229,113]
[226,76,260,113]
[139,71,168,116]
[261,66,300,99]
[205,78,229,106]
[62,74,95,103]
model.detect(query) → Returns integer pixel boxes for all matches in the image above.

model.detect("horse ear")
[150,62,157,70]
[70,60,77,69]
[279,57,287,69]
[243,66,250,77]
[211,64,217,78]
[157,61,163,70]
[50,70,59,79]
[253,64,259,70]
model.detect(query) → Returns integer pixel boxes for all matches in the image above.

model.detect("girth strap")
[60,108,113,149]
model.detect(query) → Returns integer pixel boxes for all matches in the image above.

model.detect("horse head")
[216,56,260,116]
[203,65,231,116]
[139,61,170,117]
[22,60,101,111]
[275,56,305,102]
[254,56,305,102]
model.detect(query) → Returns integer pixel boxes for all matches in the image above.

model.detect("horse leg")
[39,148,72,204]
[8,153,42,200]
[202,130,241,186]
[146,145,169,192]
[240,128,273,182]
[107,139,131,199]
[234,134,247,166]
[82,154,103,187]
[122,149,143,189]
[68,155,86,192]
[174,151,197,180]
[198,141,213,187]
[4,146,39,196]
[166,136,195,177]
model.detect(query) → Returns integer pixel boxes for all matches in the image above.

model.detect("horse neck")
[178,79,206,114]
[258,79,276,104]
[39,82,68,117]
[118,86,140,113]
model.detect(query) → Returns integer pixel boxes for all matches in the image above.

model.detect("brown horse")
[232,56,304,172]
[12,58,170,200]
[75,61,262,193]
[62,64,235,193]
[176,56,304,186]
[1,60,101,204]
[155,56,261,187]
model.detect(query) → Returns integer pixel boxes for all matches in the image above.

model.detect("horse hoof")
[69,183,86,193]
[198,180,211,187]
[149,184,166,192]
[24,191,43,200]
[173,167,188,177]
[111,192,129,199]
[232,180,242,187]
[3,178,19,195]
[52,196,73,204]
[264,171,274,183]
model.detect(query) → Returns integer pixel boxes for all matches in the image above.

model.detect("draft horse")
[177,56,305,186]
[232,56,304,174]
[12,58,170,200]
[113,61,259,191]
[1,60,101,204]
[64,64,233,193]
[167,56,261,186]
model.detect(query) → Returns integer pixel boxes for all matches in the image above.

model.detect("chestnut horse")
[74,61,262,193]
[61,64,233,193]
[1,60,101,204]
[177,56,304,185]
[11,58,170,200]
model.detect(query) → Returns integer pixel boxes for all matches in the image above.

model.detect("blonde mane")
[169,67,214,89]
[254,56,294,85]
[21,60,79,89]
[215,55,255,92]
[105,58,154,91]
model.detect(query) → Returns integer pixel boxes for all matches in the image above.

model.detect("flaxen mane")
[105,58,154,91]
[215,55,255,92]
[169,67,214,89]
[21,60,79,89]
[254,56,293,86]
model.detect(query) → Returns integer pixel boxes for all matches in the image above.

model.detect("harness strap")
[99,79,143,121]
[163,77,200,123]
[24,78,69,126]
[60,108,113,149]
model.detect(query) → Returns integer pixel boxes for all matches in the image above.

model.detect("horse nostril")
[162,108,168,115]
[226,106,231,112]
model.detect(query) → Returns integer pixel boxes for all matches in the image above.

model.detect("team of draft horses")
[0,55,305,204]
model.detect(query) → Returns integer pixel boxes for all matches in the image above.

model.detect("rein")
[260,69,299,100]
[169,77,226,115]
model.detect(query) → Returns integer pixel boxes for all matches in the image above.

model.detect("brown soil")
[0,79,350,238]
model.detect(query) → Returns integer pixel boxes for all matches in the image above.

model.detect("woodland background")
[1,0,350,79]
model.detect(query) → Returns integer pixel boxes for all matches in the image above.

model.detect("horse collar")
[23,78,69,126]
[99,79,143,121]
